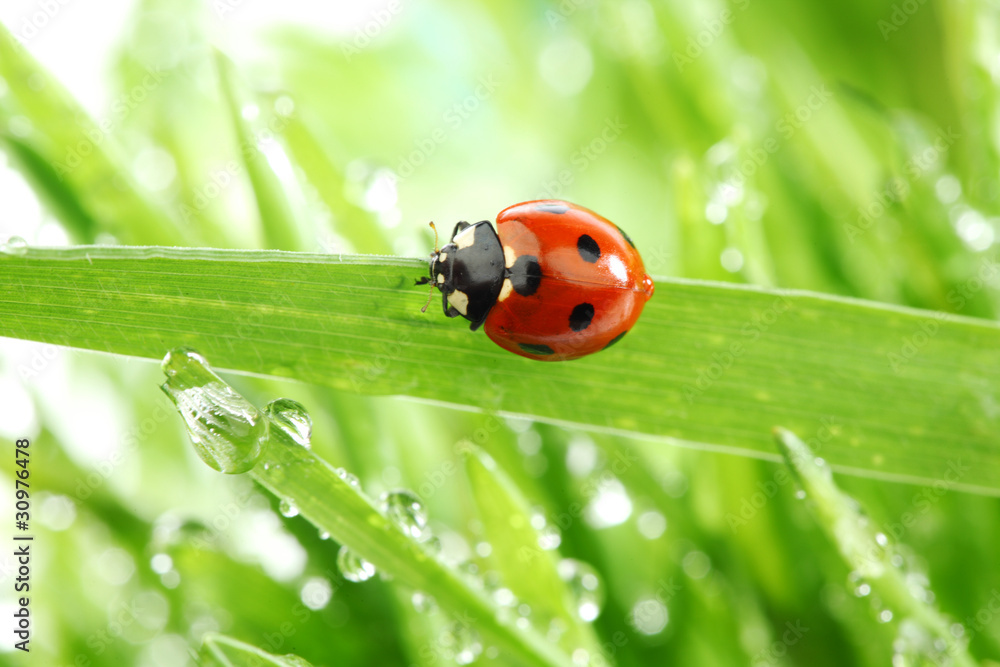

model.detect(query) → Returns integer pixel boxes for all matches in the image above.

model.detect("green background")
[0,0,999,665]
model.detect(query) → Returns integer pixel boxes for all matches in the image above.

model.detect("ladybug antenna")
[420,283,435,313]
[418,221,439,313]
[428,221,439,252]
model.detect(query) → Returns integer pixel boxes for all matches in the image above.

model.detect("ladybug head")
[415,220,505,331]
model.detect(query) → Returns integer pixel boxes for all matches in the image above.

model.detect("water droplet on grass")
[1,236,28,256]
[337,546,375,583]
[335,467,361,489]
[160,348,266,473]
[558,558,604,622]
[440,622,482,665]
[379,489,428,539]
[537,524,562,550]
[411,590,437,613]
[279,500,299,518]
[263,398,312,448]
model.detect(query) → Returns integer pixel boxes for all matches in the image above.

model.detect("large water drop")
[160,348,267,473]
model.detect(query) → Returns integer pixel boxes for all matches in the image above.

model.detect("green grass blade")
[215,51,305,251]
[161,351,574,667]
[198,633,316,666]
[774,428,977,667]
[0,23,185,246]
[464,446,604,658]
[1,245,999,494]
[0,133,99,242]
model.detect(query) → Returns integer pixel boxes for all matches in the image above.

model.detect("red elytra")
[418,199,655,361]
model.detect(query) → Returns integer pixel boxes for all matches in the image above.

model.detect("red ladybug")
[417,200,655,361]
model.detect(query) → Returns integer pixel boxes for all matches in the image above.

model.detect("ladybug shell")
[484,200,654,361]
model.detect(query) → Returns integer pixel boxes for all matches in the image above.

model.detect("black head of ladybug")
[416,221,505,331]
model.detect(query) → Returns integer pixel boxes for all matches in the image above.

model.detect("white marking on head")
[447,290,469,315]
[452,225,477,249]
[498,277,513,302]
[437,273,445,284]
[504,245,516,268]
[438,252,448,262]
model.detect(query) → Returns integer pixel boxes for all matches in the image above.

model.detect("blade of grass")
[464,445,605,659]
[0,22,184,245]
[774,427,977,667]
[199,633,315,666]
[0,133,98,242]
[1,245,998,494]
[215,51,306,251]
[161,351,574,667]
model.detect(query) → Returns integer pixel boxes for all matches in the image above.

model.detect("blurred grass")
[1,0,999,666]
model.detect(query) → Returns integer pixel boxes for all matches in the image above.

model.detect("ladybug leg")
[450,221,472,240]
[443,290,462,318]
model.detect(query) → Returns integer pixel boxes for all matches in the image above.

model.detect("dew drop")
[335,467,361,489]
[879,609,894,623]
[263,398,312,448]
[492,587,517,607]
[537,524,562,550]
[795,489,807,499]
[318,530,330,540]
[411,590,438,614]
[279,500,299,518]
[0,236,28,256]
[558,558,604,622]
[160,348,267,473]
[379,489,428,540]
[421,534,443,556]
[337,545,376,583]
[630,596,669,635]
[441,621,482,665]
[547,618,567,642]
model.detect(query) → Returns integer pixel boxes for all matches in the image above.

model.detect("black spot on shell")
[603,331,627,349]
[519,343,555,356]
[534,202,569,214]
[577,234,601,263]
[569,303,595,332]
[615,225,636,249]
[510,255,542,297]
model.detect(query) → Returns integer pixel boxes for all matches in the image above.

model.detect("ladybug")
[417,200,654,361]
